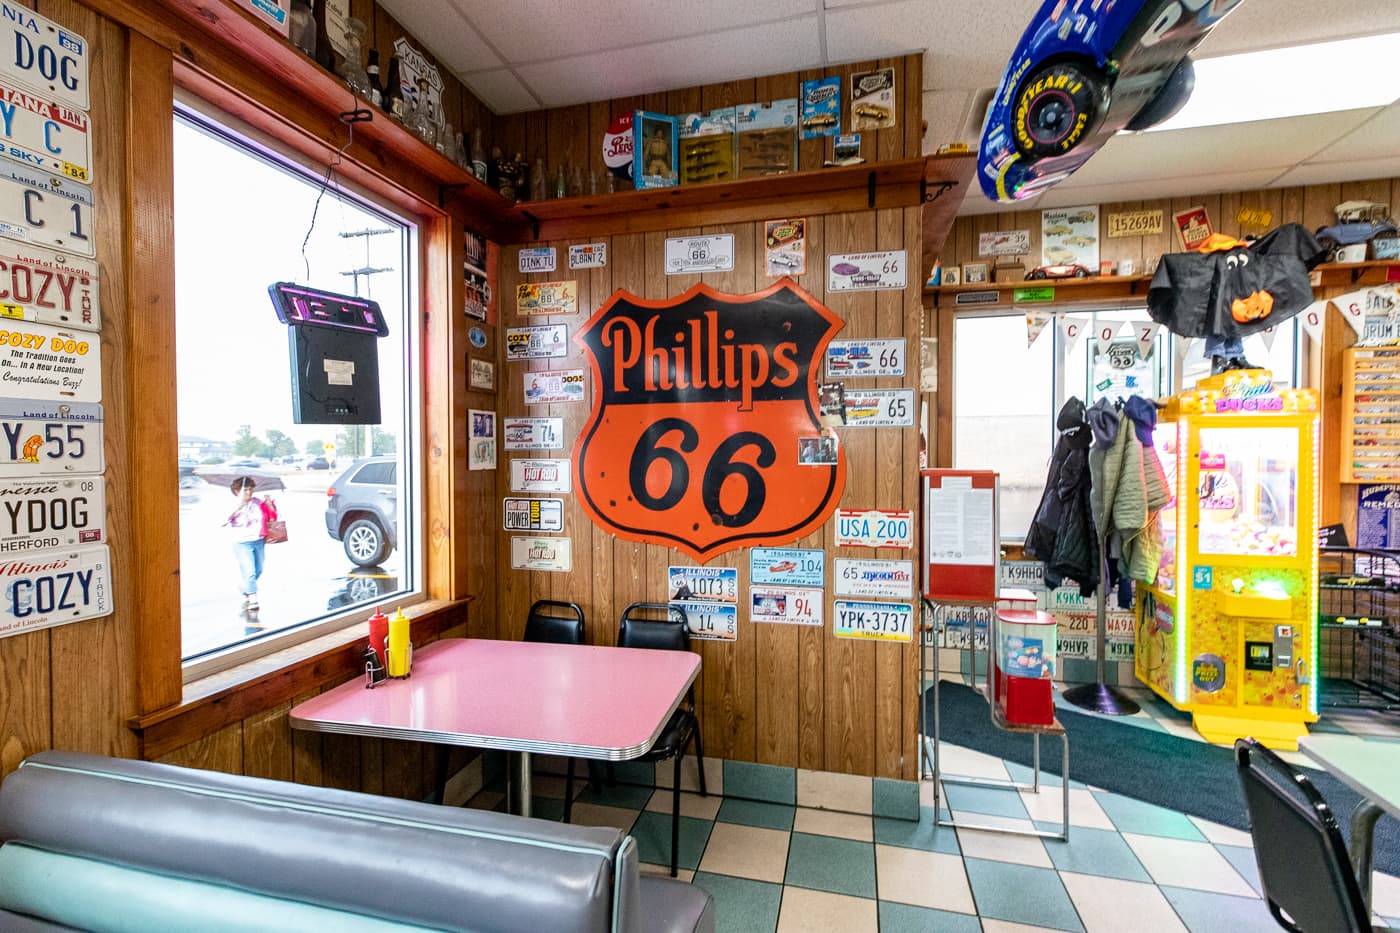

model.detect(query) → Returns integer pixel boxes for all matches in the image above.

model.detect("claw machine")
[1134,370,1319,749]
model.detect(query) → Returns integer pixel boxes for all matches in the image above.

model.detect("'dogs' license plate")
[0,473,103,552]
[0,398,103,476]
[0,3,88,111]
[0,544,111,637]
[0,162,93,256]
[0,80,91,183]
[834,599,913,642]
[0,244,97,329]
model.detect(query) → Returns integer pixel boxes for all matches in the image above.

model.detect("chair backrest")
[617,602,689,652]
[1233,738,1371,933]
[523,599,586,646]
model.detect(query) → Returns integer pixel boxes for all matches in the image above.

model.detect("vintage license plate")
[835,508,913,549]
[750,547,824,587]
[834,599,912,642]
[664,235,734,275]
[518,246,556,273]
[672,599,737,641]
[506,324,568,360]
[750,586,823,626]
[502,497,563,532]
[568,243,607,269]
[523,368,585,404]
[0,3,88,111]
[0,544,111,638]
[828,251,906,292]
[669,565,738,603]
[516,280,577,316]
[510,535,571,572]
[834,558,914,599]
[825,339,904,378]
[0,472,102,552]
[0,244,97,329]
[503,416,563,450]
[842,388,914,427]
[510,458,571,493]
[0,319,98,401]
[0,399,101,476]
[0,162,93,256]
[0,81,90,183]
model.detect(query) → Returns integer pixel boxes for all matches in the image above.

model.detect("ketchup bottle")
[368,606,389,667]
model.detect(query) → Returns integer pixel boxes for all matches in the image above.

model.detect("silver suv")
[324,457,398,567]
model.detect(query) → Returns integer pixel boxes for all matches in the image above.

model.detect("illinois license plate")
[0,244,97,329]
[0,398,102,476]
[0,3,88,111]
[833,599,914,642]
[0,162,93,256]
[0,80,91,183]
[0,473,103,552]
[672,599,737,641]
[0,544,111,637]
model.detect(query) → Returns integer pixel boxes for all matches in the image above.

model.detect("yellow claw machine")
[1134,370,1319,750]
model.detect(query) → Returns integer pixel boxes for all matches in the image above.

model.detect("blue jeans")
[234,539,265,596]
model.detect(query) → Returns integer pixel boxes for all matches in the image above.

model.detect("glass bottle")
[383,56,404,121]
[289,0,315,58]
[554,164,567,199]
[452,130,467,168]
[530,157,547,201]
[569,165,584,198]
[365,49,383,108]
[335,17,372,99]
[312,0,335,71]
[406,78,437,147]
[471,128,488,181]
[588,169,599,196]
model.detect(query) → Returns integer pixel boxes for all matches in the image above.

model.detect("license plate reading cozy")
[0,544,111,637]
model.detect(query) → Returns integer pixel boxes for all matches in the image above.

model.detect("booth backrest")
[0,751,710,933]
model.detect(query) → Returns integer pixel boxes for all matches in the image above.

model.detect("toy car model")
[1335,200,1390,224]
[1027,263,1091,280]
[977,0,1246,203]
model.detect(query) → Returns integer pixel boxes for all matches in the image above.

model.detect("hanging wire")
[300,98,362,283]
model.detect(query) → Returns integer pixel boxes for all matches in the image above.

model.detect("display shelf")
[924,274,1153,306]
[1342,346,1400,483]
[1313,260,1400,289]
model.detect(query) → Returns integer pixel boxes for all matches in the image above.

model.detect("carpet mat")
[927,681,1400,876]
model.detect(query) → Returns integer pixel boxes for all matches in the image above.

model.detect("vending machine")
[1134,370,1319,750]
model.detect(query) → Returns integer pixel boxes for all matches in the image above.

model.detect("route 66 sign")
[574,279,846,561]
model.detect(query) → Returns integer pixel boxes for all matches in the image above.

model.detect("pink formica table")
[289,638,701,817]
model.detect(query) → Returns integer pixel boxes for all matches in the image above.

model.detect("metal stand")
[1062,539,1140,716]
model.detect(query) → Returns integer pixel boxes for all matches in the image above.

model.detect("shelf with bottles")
[1342,345,1400,482]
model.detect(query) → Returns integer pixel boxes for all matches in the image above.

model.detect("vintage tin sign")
[502,497,564,533]
[523,368,585,405]
[750,547,824,587]
[835,508,913,549]
[664,234,734,274]
[834,599,912,642]
[518,246,556,273]
[0,3,88,111]
[0,472,102,552]
[825,339,904,379]
[0,81,90,184]
[828,251,906,292]
[506,324,568,361]
[503,416,564,451]
[0,162,93,256]
[510,535,571,572]
[0,319,98,401]
[668,565,738,603]
[568,243,607,269]
[834,558,914,599]
[0,244,97,330]
[573,279,845,561]
[516,280,577,316]
[0,544,110,638]
[509,458,571,493]
[750,586,823,625]
[672,599,737,641]
[842,388,914,427]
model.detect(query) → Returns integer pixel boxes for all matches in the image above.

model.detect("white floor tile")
[1060,871,1187,933]
[796,768,872,814]
[935,742,1011,781]
[640,862,694,882]
[1187,815,1254,848]
[1019,787,1113,830]
[568,802,638,833]
[1123,832,1256,897]
[955,824,1052,868]
[792,807,873,842]
[1368,870,1400,918]
[875,845,975,913]
[645,789,722,821]
[655,755,723,795]
[980,921,1071,932]
[777,887,877,933]
[697,822,790,884]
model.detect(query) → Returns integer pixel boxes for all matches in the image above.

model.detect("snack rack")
[1342,347,1400,483]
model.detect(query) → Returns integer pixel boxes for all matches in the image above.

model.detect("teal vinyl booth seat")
[0,751,714,933]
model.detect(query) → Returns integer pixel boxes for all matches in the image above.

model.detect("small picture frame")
[962,261,989,285]
[468,358,495,392]
[941,267,961,286]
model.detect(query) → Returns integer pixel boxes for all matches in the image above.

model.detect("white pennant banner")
[1026,310,1052,348]
[1134,322,1161,359]
[1174,335,1198,362]
[1061,315,1088,356]
[1257,325,1278,354]
[1297,299,1329,342]
[1095,320,1122,356]
[1333,288,1369,338]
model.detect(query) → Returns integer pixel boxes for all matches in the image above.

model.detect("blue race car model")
[978,0,1246,203]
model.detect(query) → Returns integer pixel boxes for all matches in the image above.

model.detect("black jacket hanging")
[1025,397,1100,597]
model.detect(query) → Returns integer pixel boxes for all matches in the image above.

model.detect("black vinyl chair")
[617,601,707,877]
[1234,737,1374,933]
[524,599,586,823]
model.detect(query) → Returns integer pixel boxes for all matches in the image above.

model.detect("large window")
[174,106,421,670]
[953,308,1300,541]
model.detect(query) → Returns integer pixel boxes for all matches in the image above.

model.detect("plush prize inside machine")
[1134,370,1320,749]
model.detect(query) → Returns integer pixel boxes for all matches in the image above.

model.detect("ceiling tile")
[958,167,1288,216]
[516,18,823,109]
[825,0,1010,90]
[1273,155,1400,188]
[1197,0,1400,56]
[374,0,502,73]
[453,0,814,65]
[1305,104,1400,164]
[461,69,542,114]
[921,89,976,153]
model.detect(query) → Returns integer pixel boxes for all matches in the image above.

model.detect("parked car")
[227,458,262,468]
[977,0,1245,203]
[325,457,397,567]
[1027,263,1092,280]
[306,456,331,470]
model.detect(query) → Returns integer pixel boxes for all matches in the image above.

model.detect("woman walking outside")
[224,476,276,612]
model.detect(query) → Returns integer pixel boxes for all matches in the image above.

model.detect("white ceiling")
[377,0,1400,212]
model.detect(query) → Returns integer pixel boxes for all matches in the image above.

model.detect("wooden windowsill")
[129,597,472,761]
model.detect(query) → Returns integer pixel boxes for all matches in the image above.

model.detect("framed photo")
[469,357,495,392]
[962,262,989,285]
[941,266,961,286]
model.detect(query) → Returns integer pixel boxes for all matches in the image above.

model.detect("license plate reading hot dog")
[0,544,111,638]
[834,599,913,642]
[0,398,102,476]
[0,472,102,552]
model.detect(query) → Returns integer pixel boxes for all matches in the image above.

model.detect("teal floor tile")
[873,777,920,820]
[784,832,875,898]
[723,760,796,805]
[963,857,1083,932]
[716,797,794,831]
[1217,844,1262,896]
[1004,761,1088,790]
[942,782,1030,820]
[576,781,655,810]
[877,901,981,933]
[1093,791,1204,840]
[874,807,960,855]
[611,760,658,786]
[630,810,712,872]
[691,872,782,933]
[1043,825,1151,883]
[1159,886,1280,933]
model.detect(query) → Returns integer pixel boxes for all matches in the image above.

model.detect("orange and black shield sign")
[574,278,846,562]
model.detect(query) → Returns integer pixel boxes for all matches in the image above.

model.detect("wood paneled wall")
[493,61,926,781]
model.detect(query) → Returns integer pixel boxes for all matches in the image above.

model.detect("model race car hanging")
[978,0,1248,204]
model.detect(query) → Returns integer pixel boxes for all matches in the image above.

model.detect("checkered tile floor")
[467,689,1400,932]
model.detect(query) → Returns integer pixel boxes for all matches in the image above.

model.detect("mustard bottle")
[387,607,411,677]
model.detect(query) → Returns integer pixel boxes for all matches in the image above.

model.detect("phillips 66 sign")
[573,279,846,561]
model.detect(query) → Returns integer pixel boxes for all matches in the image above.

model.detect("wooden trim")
[927,274,1154,308]
[130,599,471,760]
[423,213,465,599]
[126,32,183,715]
